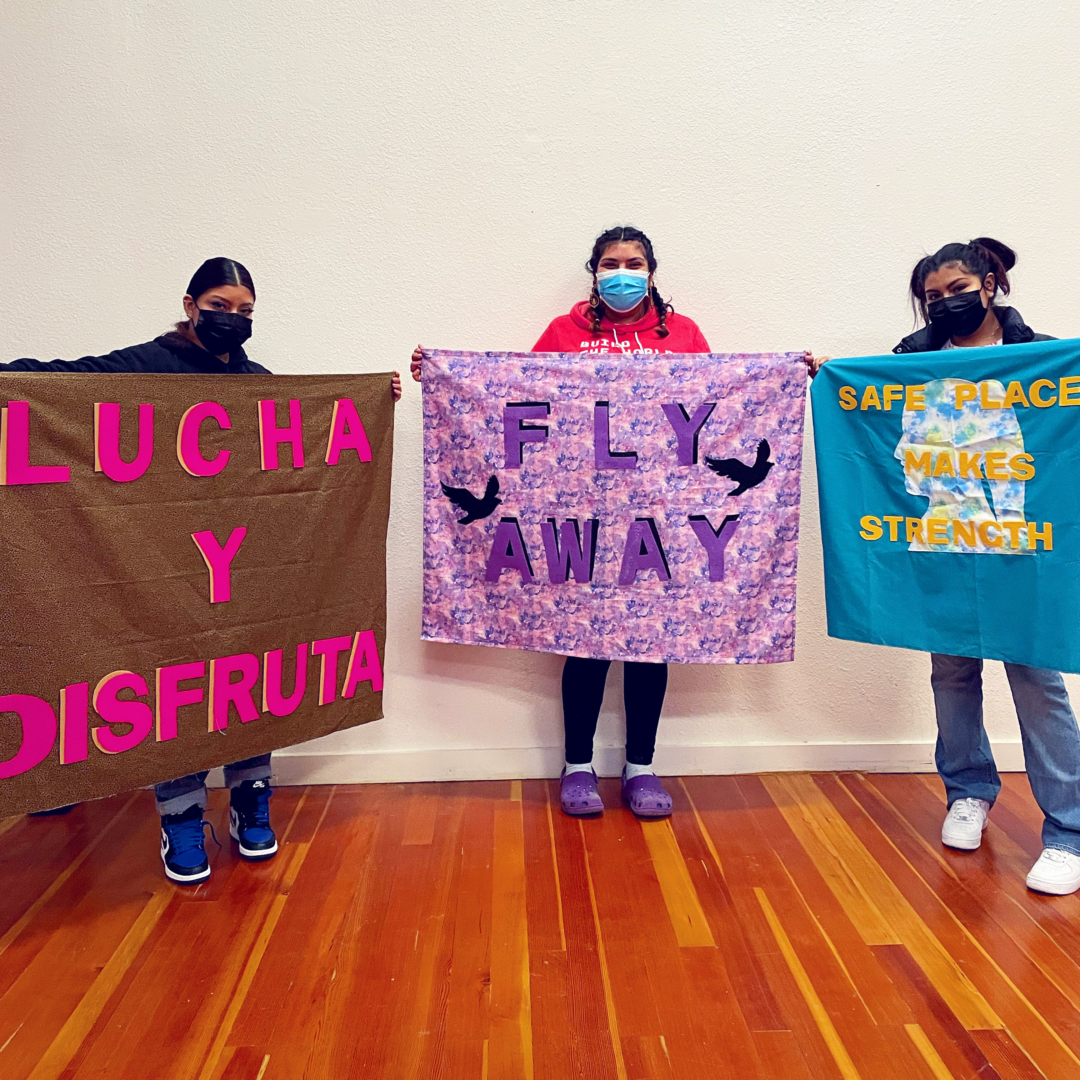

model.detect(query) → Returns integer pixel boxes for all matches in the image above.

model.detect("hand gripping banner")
[812,338,1080,671]
[422,350,807,665]
[0,373,393,816]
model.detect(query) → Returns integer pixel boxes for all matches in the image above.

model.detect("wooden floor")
[0,774,1078,1079]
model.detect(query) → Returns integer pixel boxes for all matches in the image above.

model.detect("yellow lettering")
[1002,521,1024,549]
[906,518,925,544]
[979,382,1002,409]
[978,521,1002,548]
[884,515,904,542]
[1003,381,1030,408]
[1061,376,1080,406]
[905,385,926,411]
[839,386,858,411]
[953,519,976,547]
[1028,521,1053,550]
[1030,379,1057,407]
[984,451,1010,480]
[954,383,978,409]
[904,449,932,475]
[1010,453,1035,481]
[958,452,982,479]
[927,518,950,545]
[860,385,881,411]
[931,452,956,478]
[859,515,883,541]
[883,384,905,411]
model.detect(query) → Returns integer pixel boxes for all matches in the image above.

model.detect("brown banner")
[0,372,393,816]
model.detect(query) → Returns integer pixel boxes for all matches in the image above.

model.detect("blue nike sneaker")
[160,804,213,884]
[229,779,278,861]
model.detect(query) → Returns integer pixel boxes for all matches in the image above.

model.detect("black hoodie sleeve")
[4,337,272,374]
[1,353,140,372]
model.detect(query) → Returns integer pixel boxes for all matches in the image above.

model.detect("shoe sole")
[161,855,211,885]
[560,804,603,817]
[941,834,983,851]
[230,823,279,861]
[1026,875,1080,895]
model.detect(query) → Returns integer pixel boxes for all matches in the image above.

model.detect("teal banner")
[811,338,1080,672]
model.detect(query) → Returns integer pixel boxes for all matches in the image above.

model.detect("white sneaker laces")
[950,798,983,824]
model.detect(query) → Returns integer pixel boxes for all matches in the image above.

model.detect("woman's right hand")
[410,345,423,382]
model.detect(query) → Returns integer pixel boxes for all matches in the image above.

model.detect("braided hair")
[908,237,1015,325]
[585,226,672,338]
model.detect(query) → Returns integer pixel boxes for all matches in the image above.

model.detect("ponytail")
[908,237,1016,324]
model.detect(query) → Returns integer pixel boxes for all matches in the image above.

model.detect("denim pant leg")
[154,772,210,816]
[223,753,273,788]
[930,653,1001,808]
[1004,664,1080,856]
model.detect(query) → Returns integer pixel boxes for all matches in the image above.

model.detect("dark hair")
[908,237,1015,324]
[186,257,256,303]
[585,226,672,338]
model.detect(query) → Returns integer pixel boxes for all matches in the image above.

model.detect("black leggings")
[562,657,668,767]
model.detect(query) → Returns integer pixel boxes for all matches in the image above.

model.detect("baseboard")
[207,740,1027,786]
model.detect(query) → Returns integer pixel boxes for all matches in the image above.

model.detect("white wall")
[4,0,1080,780]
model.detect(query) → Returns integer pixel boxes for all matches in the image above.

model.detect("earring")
[589,286,601,310]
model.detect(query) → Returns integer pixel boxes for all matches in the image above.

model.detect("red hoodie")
[532,301,710,354]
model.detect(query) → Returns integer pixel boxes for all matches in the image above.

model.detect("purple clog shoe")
[560,768,604,816]
[621,769,673,818]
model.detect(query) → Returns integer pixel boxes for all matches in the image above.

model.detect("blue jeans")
[931,654,1080,856]
[153,754,272,816]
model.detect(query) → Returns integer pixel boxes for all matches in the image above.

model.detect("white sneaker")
[1026,848,1080,895]
[941,798,991,850]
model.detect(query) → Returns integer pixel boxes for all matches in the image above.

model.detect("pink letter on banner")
[176,401,231,477]
[342,630,384,697]
[59,683,89,765]
[325,399,372,465]
[0,694,57,779]
[155,662,206,741]
[258,398,305,471]
[0,401,71,485]
[94,402,154,482]
[92,671,153,754]
[263,643,308,716]
[208,654,260,732]
[311,636,353,704]
[191,527,247,603]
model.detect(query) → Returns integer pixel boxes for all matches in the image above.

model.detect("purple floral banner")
[422,350,806,664]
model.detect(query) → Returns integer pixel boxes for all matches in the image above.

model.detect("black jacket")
[2,332,270,374]
[893,305,1053,354]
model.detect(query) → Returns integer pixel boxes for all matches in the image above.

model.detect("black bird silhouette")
[441,475,502,524]
[704,439,774,496]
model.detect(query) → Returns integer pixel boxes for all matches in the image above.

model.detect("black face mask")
[194,308,252,355]
[927,288,988,339]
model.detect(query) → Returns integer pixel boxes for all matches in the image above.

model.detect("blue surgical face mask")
[596,269,650,313]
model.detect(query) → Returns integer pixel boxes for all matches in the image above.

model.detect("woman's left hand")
[805,351,830,378]
[391,371,402,401]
